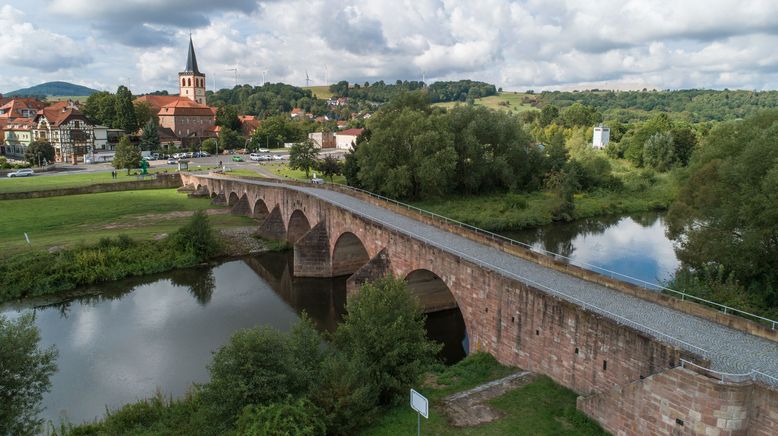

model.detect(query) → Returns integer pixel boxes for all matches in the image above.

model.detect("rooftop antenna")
[305,70,311,87]
[226,67,238,88]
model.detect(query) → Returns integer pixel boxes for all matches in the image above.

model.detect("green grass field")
[0,189,253,256]
[304,85,334,99]
[363,353,605,435]
[0,166,219,194]
[266,162,346,184]
[433,92,540,113]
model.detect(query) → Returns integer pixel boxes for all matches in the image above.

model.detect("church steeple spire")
[179,35,206,105]
[184,35,201,74]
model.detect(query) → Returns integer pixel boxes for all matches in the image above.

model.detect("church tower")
[179,36,206,105]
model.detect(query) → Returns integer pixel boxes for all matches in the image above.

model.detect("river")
[2,212,678,426]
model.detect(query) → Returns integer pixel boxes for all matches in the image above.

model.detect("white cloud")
[0,5,92,72]
[5,0,778,93]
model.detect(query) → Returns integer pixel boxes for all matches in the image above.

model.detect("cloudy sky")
[3,0,778,94]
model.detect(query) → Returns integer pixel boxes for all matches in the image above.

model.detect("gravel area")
[206,176,778,382]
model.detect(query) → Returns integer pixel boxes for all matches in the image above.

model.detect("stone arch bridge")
[181,173,778,435]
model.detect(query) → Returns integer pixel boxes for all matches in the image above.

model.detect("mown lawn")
[363,353,606,436]
[266,162,346,184]
[0,166,219,194]
[0,189,253,256]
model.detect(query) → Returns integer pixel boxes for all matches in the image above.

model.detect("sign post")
[410,388,428,436]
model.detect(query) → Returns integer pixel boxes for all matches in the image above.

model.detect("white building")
[334,128,364,150]
[593,124,610,149]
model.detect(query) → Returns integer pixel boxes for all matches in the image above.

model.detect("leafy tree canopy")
[0,313,58,436]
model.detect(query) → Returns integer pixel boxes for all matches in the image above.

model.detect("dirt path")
[98,209,231,230]
[442,371,536,427]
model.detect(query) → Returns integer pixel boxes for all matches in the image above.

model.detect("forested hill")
[4,81,100,97]
[329,80,497,103]
[206,83,327,117]
[532,89,778,122]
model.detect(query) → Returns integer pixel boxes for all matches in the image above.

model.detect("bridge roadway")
[215,176,778,380]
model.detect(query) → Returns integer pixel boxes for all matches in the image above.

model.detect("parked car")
[272,154,284,160]
[249,153,261,161]
[232,155,244,162]
[167,157,177,164]
[310,177,324,184]
[200,151,210,157]
[7,169,34,178]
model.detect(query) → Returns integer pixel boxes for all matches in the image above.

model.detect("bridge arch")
[252,198,270,220]
[227,191,240,206]
[287,209,311,243]
[331,232,370,277]
[404,268,467,364]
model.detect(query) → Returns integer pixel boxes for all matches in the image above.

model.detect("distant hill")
[4,81,100,97]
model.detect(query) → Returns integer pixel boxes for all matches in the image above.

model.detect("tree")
[317,155,342,181]
[545,129,568,173]
[546,166,579,221]
[83,91,116,126]
[139,118,160,151]
[250,115,303,149]
[668,111,778,308]
[0,313,58,436]
[333,276,441,404]
[624,113,673,166]
[112,136,141,175]
[670,125,698,166]
[113,85,138,133]
[289,139,319,178]
[560,103,601,128]
[200,325,311,432]
[201,138,218,155]
[215,105,241,131]
[218,128,242,152]
[134,101,154,129]
[539,104,559,127]
[24,141,54,167]
[642,131,675,172]
[343,144,361,187]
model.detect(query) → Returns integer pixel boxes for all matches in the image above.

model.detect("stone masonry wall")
[578,366,778,435]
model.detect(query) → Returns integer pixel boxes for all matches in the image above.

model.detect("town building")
[334,128,364,150]
[308,131,335,149]
[33,101,95,164]
[0,98,47,119]
[2,119,35,158]
[593,124,610,149]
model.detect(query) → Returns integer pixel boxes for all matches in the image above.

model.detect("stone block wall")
[578,366,778,435]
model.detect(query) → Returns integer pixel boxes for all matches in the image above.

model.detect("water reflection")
[1,251,472,425]
[502,212,679,287]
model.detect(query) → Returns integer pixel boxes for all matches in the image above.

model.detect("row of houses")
[0,97,125,163]
[308,128,364,150]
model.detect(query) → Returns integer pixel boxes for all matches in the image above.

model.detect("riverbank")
[412,177,675,231]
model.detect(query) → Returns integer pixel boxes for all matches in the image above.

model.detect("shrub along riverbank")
[0,211,220,304]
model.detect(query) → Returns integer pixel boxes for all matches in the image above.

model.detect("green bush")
[171,210,220,261]
[236,398,326,436]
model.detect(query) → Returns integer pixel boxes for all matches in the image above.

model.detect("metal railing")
[680,359,778,386]
[333,183,778,330]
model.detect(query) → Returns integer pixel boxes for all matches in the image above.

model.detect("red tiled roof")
[36,102,87,127]
[157,98,215,117]
[337,128,365,137]
[135,95,189,112]
[0,98,47,119]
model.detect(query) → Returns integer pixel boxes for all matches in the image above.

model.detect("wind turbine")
[226,67,238,88]
[261,70,267,85]
[305,70,311,87]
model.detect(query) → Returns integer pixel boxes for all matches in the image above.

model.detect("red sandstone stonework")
[182,174,778,435]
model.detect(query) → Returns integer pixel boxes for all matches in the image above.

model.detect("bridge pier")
[231,195,252,215]
[256,205,286,240]
[346,248,391,296]
[211,192,226,205]
[293,221,331,277]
